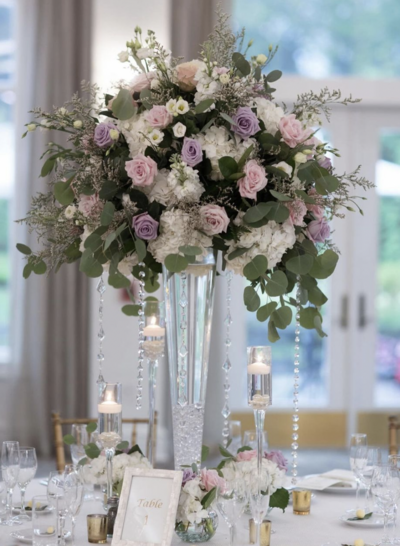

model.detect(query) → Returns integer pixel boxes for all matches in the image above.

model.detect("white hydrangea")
[253,97,284,135]
[195,126,253,181]
[222,458,286,496]
[226,219,296,275]
[115,112,152,157]
[148,210,212,264]
[194,66,220,105]
[176,478,209,525]
[144,169,175,206]
[81,451,151,486]
[118,254,139,277]
[167,165,205,203]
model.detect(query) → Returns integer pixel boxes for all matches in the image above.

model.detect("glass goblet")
[47,471,68,546]
[1,441,20,526]
[63,466,84,541]
[216,482,247,546]
[358,447,382,512]
[371,464,400,545]
[349,433,367,508]
[15,447,37,521]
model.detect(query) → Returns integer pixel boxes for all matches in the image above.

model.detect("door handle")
[358,294,371,329]
[340,294,348,328]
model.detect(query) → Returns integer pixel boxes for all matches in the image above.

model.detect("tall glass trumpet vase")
[247,346,272,546]
[163,249,217,470]
[143,301,165,467]
[98,383,122,500]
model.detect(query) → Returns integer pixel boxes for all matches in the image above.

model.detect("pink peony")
[125,154,158,187]
[285,199,307,226]
[238,160,268,200]
[129,71,156,94]
[307,217,330,243]
[145,105,173,129]
[175,60,204,91]
[200,468,226,493]
[199,205,230,236]
[306,188,324,219]
[236,449,257,462]
[78,194,102,217]
[279,114,312,148]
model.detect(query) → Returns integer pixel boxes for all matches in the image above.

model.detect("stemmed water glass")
[358,447,382,512]
[64,464,84,541]
[248,488,270,546]
[371,464,400,545]
[1,441,21,526]
[216,482,247,546]
[15,447,38,521]
[70,424,89,467]
[47,470,68,545]
[349,433,367,508]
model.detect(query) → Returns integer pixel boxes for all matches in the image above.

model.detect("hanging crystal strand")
[221,270,233,446]
[178,272,188,407]
[96,276,107,398]
[291,275,301,485]
[136,263,146,410]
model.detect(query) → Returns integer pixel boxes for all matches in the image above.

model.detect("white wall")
[90,0,172,462]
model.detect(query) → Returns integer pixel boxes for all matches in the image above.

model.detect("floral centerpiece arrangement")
[218,444,289,511]
[17,11,372,340]
[175,466,225,542]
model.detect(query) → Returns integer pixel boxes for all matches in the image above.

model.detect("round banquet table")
[2,478,388,545]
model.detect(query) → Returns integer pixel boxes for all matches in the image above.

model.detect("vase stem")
[254,409,266,486]
[147,359,158,466]
[105,448,114,499]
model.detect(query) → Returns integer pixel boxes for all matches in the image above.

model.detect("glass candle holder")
[249,518,271,546]
[87,514,108,544]
[292,490,311,515]
[247,346,272,409]
[98,383,122,498]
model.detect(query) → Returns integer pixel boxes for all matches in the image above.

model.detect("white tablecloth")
[2,478,388,545]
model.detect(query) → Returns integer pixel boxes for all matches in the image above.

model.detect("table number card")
[112,468,183,546]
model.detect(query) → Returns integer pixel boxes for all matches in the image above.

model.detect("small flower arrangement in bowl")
[175,465,225,543]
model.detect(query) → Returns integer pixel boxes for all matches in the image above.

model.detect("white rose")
[118,50,130,63]
[64,205,77,219]
[173,122,186,138]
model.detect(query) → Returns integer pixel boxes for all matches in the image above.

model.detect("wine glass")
[47,471,68,546]
[1,441,20,526]
[248,490,270,546]
[243,430,268,451]
[358,447,382,512]
[215,482,247,546]
[70,424,89,467]
[15,447,38,521]
[63,465,84,541]
[371,464,400,545]
[349,433,367,508]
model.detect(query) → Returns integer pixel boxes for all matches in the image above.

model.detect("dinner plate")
[341,510,385,528]
[11,530,71,544]
[304,474,356,494]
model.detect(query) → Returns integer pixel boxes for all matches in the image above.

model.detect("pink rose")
[129,71,156,94]
[279,114,312,148]
[306,188,324,219]
[285,199,307,226]
[200,468,226,493]
[238,160,268,200]
[126,154,158,187]
[236,449,257,462]
[78,194,102,217]
[145,105,173,129]
[199,205,230,236]
[175,60,204,91]
[307,217,330,243]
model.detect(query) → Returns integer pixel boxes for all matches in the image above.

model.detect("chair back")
[389,415,399,456]
[52,411,157,472]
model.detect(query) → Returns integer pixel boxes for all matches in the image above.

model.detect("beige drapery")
[9,0,92,456]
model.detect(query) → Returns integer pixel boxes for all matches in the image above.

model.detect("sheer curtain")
[8,0,92,456]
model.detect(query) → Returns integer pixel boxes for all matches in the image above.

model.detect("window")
[232,0,400,78]
[0,0,15,361]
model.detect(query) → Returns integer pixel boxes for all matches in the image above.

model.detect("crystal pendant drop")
[222,358,231,371]
[221,403,231,419]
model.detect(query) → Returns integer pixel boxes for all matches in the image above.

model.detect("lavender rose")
[132,213,159,241]
[231,106,260,139]
[307,217,330,243]
[318,156,332,170]
[94,122,117,148]
[265,450,288,472]
[182,468,196,486]
[181,137,202,167]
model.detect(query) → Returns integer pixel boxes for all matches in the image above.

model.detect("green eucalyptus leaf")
[112,88,137,120]
[265,202,290,223]
[202,487,217,509]
[265,69,282,83]
[219,445,235,458]
[243,286,260,312]
[243,203,271,224]
[309,249,339,279]
[257,301,278,322]
[100,202,115,226]
[219,156,239,179]
[41,158,56,177]
[269,190,292,202]
[220,112,236,125]
[33,260,47,275]
[79,249,103,278]
[84,443,101,460]
[23,263,33,279]
[195,99,215,114]
[271,306,292,329]
[237,144,254,171]
[201,445,210,463]
[122,304,140,316]
[178,245,203,256]
[227,247,250,260]
[135,238,147,262]
[63,434,76,445]
[54,181,74,206]
[16,243,32,255]
[269,488,289,511]
[266,271,288,297]
[232,52,251,76]
[86,422,97,434]
[116,441,129,451]
[308,286,328,306]
[99,180,119,200]
[299,306,322,329]
[164,254,188,273]
[108,271,131,289]
[243,255,268,281]
[286,254,314,275]
[268,320,280,342]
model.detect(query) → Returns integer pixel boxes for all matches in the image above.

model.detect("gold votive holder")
[87,514,109,544]
[292,489,312,515]
[249,518,271,546]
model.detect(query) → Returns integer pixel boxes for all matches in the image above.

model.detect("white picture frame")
[112,468,183,546]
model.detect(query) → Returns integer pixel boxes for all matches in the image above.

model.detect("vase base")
[172,403,204,470]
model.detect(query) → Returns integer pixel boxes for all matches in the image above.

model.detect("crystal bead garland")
[291,275,301,485]
[221,270,233,446]
[136,262,146,411]
[178,272,188,407]
[96,276,107,398]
